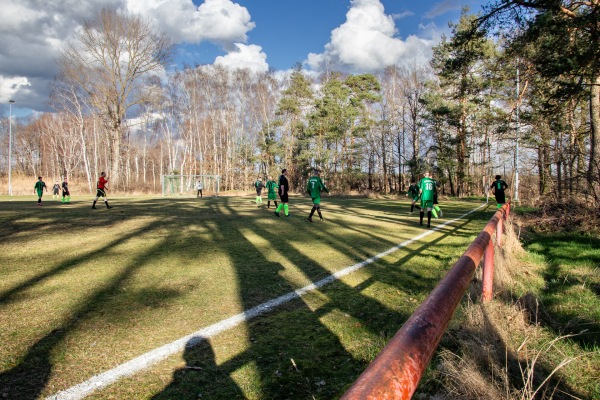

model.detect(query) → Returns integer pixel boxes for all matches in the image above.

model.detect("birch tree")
[57,7,173,187]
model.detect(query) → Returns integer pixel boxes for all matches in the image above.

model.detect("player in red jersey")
[92,172,113,209]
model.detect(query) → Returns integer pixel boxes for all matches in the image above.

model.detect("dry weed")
[524,197,600,234]
[435,214,587,400]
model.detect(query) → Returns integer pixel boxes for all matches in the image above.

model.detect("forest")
[1,1,598,204]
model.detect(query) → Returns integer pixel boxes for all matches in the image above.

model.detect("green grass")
[517,230,600,397]
[0,194,496,399]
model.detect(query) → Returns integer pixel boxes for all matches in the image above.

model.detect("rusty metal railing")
[341,203,510,399]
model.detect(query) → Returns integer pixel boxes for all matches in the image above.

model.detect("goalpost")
[161,174,221,197]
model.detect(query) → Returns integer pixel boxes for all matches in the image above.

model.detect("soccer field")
[0,194,494,399]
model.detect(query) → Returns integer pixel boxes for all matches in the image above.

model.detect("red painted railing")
[341,203,510,399]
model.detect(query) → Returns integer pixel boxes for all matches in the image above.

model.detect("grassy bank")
[427,210,599,399]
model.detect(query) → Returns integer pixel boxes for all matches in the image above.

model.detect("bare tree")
[57,7,173,187]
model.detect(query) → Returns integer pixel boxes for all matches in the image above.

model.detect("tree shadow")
[152,198,491,399]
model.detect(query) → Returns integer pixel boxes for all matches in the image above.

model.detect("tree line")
[1,3,598,202]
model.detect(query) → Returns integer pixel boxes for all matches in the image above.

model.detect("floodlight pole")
[8,100,14,196]
[514,64,520,202]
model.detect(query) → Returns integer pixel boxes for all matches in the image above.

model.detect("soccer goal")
[161,174,221,197]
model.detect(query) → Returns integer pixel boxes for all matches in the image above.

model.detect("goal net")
[161,174,221,197]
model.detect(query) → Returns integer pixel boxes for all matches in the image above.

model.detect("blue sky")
[0,0,481,116]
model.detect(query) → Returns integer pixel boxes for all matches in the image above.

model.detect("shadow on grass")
[441,304,585,400]
[152,199,492,399]
[520,234,600,350]
[0,196,492,398]
[0,217,174,398]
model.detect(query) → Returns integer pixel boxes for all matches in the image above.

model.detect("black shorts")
[256,188,262,195]
[96,188,106,198]
[495,193,506,204]
[279,193,289,203]
[63,190,70,196]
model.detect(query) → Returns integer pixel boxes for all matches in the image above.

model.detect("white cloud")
[126,0,255,46]
[0,76,31,103]
[306,0,435,73]
[214,44,268,73]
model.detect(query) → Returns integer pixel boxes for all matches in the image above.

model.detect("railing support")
[482,239,495,302]
[496,217,503,247]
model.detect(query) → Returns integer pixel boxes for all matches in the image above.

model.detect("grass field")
[0,194,497,399]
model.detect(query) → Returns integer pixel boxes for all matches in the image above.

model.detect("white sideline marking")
[47,204,486,400]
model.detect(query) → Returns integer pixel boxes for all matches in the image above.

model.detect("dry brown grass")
[524,196,600,234]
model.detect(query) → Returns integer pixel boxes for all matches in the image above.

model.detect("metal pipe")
[341,205,508,399]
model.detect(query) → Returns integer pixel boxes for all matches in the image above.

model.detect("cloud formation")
[127,0,255,46]
[306,0,436,73]
[0,0,259,111]
[214,44,269,73]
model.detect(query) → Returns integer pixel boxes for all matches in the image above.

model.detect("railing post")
[482,239,494,302]
[496,217,503,247]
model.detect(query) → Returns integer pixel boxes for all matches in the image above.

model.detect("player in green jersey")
[306,169,329,222]
[34,176,47,206]
[254,178,264,205]
[491,175,508,209]
[265,176,279,209]
[406,179,421,213]
[418,171,436,228]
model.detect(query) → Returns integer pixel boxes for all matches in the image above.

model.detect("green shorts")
[312,197,321,205]
[36,190,43,197]
[421,199,434,210]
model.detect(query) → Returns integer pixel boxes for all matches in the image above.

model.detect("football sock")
[309,206,316,218]
[410,204,414,212]
[274,201,278,208]
[284,204,289,216]
[275,204,283,213]
[432,208,438,219]
[427,211,432,227]
[317,209,323,220]
[420,211,424,225]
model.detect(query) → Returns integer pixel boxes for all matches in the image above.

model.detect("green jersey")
[34,181,46,193]
[407,184,419,199]
[307,176,329,200]
[418,177,436,202]
[265,180,278,200]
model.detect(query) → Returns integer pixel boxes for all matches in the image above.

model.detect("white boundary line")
[47,204,486,400]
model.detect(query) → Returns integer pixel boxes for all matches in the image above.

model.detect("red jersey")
[97,176,108,189]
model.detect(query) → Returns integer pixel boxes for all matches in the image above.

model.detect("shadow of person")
[153,336,244,400]
[0,329,64,400]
